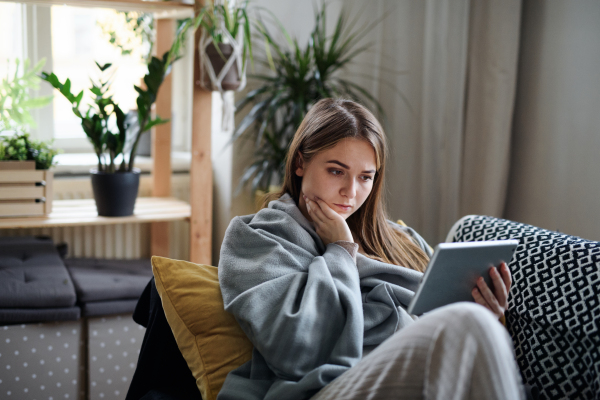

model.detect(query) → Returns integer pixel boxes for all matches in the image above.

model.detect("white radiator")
[0,174,191,260]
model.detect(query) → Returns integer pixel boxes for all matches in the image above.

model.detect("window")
[1,2,193,154]
[50,7,147,141]
[0,3,24,70]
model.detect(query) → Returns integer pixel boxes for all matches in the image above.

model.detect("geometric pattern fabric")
[450,215,600,400]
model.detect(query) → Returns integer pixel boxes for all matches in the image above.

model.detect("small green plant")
[0,58,53,133]
[0,132,60,169]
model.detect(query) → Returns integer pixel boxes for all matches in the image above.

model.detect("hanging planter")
[200,28,246,92]
[195,0,253,130]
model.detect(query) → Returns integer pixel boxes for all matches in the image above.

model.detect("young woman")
[217,98,524,400]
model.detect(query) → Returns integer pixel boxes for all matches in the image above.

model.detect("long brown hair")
[262,98,429,272]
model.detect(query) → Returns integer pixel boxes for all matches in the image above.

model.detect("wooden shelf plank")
[0,0,194,17]
[0,197,190,229]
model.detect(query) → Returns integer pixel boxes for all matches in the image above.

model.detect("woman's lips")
[334,203,352,212]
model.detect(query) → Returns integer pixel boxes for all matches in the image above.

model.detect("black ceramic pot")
[90,169,140,217]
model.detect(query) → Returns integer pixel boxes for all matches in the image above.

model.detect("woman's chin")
[335,209,352,220]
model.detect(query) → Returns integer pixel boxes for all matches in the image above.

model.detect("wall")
[505,0,600,240]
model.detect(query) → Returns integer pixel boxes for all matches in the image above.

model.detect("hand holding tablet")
[407,240,519,316]
[472,261,512,319]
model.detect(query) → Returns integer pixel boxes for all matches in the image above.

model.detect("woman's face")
[296,138,377,221]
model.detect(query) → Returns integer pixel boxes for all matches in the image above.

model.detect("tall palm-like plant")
[233,3,385,193]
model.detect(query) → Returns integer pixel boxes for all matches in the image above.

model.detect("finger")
[471,287,492,311]
[489,267,508,308]
[306,200,325,224]
[499,262,512,293]
[476,277,503,315]
[314,198,338,220]
[309,198,329,222]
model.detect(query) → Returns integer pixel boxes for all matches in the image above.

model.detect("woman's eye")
[329,169,343,176]
[361,175,373,182]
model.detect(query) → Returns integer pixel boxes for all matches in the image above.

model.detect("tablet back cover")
[408,240,518,315]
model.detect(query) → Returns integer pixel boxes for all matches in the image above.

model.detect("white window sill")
[53,152,192,176]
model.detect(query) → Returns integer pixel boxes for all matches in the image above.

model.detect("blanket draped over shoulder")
[217,194,431,400]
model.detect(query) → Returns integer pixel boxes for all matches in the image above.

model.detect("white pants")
[311,302,525,400]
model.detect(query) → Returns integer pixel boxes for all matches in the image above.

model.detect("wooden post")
[190,0,213,265]
[151,18,174,257]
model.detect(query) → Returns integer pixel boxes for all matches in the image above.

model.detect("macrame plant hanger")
[199,0,247,131]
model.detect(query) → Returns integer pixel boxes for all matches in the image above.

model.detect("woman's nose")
[341,177,357,199]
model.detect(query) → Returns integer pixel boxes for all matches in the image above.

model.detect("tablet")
[407,240,519,315]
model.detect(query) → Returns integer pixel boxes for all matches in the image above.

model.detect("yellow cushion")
[151,256,254,400]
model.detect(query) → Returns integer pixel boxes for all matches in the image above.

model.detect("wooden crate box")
[0,161,53,217]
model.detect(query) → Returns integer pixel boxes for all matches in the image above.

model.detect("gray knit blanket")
[217,194,430,400]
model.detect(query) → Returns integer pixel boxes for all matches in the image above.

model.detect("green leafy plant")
[0,132,60,169]
[233,4,385,193]
[0,58,53,133]
[40,27,188,173]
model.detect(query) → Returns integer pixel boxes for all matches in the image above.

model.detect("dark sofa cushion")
[0,236,76,309]
[65,258,153,303]
[82,299,140,317]
[0,306,81,324]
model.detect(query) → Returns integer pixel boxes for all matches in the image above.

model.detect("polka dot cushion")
[0,321,84,399]
[87,315,146,400]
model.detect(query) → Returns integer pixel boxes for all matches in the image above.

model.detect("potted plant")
[0,132,59,217]
[196,0,253,92]
[40,28,188,217]
[0,132,59,169]
[232,3,386,194]
[0,58,53,134]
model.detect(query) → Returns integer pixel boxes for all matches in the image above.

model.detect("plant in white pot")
[40,36,185,216]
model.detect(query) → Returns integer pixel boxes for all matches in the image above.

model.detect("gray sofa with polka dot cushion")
[64,257,151,400]
[0,236,84,399]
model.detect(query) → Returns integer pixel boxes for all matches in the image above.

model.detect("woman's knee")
[431,301,497,323]
[424,302,509,344]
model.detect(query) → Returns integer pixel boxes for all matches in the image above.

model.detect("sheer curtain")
[355,0,522,244]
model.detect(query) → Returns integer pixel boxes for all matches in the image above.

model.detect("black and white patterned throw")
[450,215,600,400]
